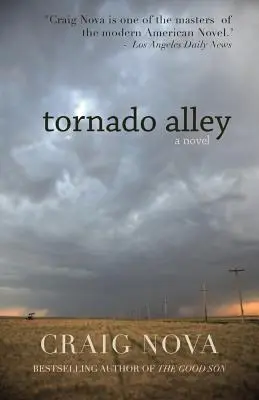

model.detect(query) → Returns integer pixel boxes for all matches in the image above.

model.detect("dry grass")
[0,318,258,399]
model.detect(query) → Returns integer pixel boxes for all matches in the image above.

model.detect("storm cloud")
[0,0,259,317]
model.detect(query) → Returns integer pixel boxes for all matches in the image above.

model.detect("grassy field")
[0,318,258,399]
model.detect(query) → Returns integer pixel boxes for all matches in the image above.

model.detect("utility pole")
[146,303,151,320]
[163,296,168,319]
[200,282,208,322]
[229,268,245,322]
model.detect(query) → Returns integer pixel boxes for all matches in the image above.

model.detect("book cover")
[0,1,258,399]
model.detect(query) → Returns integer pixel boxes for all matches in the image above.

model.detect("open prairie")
[0,318,258,400]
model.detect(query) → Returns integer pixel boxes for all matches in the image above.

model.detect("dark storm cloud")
[0,0,259,316]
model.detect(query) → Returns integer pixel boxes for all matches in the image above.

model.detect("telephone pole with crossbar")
[229,268,245,322]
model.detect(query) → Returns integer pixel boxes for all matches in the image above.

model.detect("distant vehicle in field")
[26,312,35,320]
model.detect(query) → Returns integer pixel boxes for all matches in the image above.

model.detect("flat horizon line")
[0,315,258,320]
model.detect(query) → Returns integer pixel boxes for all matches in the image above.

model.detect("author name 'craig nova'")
[41,333,218,355]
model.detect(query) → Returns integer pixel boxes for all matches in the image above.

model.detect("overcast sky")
[0,0,258,318]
